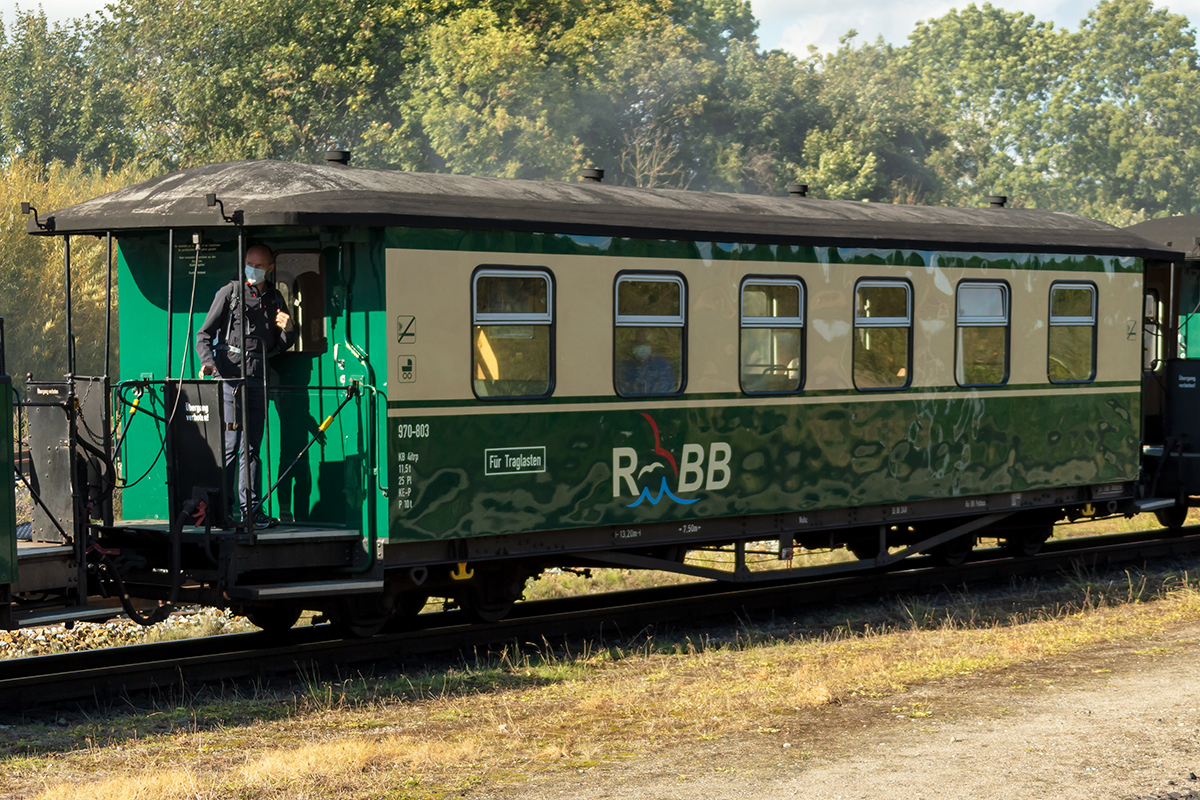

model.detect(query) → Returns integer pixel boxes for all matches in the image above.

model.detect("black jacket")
[196,280,298,378]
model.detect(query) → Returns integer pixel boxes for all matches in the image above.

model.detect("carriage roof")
[33,159,1179,260]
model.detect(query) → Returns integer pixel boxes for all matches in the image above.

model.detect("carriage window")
[854,280,911,390]
[1048,282,1097,383]
[614,274,685,396]
[472,269,553,398]
[956,282,1009,386]
[741,279,804,393]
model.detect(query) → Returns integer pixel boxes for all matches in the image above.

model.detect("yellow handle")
[318,415,333,432]
[129,397,140,416]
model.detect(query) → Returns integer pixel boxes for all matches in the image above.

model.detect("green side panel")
[116,230,388,535]
[0,378,15,584]
[1180,264,1200,358]
[388,390,1140,541]
[384,228,1140,274]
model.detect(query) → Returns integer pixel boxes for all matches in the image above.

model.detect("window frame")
[954,280,1011,388]
[612,271,687,398]
[1047,280,1098,385]
[852,278,913,392]
[739,275,806,395]
[470,266,556,401]
[1143,288,1163,372]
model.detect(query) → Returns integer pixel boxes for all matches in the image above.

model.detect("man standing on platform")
[196,244,296,528]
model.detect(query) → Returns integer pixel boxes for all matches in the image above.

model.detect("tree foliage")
[3,0,1192,221]
[0,159,155,383]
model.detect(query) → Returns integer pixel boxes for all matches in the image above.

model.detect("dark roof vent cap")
[988,195,1007,208]
[324,150,351,166]
[787,183,809,198]
[581,168,604,183]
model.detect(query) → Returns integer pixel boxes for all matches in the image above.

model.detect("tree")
[904,4,1067,208]
[0,11,133,169]
[1048,0,1200,221]
[403,6,583,179]
[0,158,155,383]
[798,33,942,202]
[91,0,425,167]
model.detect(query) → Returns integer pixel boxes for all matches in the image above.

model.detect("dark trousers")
[222,380,266,519]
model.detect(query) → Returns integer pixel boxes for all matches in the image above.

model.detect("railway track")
[3,525,1199,713]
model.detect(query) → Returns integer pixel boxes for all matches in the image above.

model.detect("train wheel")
[381,592,430,633]
[244,605,302,633]
[1002,526,1052,558]
[930,535,974,567]
[458,570,527,623]
[328,595,391,638]
[847,540,880,561]
[1155,501,1189,534]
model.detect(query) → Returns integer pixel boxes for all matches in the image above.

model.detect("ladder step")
[1134,498,1177,512]
[15,606,124,629]
[228,579,384,600]
[250,530,362,544]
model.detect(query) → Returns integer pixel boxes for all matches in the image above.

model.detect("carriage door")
[267,250,338,524]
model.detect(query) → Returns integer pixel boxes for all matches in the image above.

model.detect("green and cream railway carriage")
[1,157,1192,632]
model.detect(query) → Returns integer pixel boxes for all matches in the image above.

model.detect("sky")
[11,0,1200,54]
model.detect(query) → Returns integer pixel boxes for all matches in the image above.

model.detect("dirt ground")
[490,622,1200,800]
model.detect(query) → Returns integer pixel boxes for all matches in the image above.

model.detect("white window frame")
[472,268,554,325]
[854,280,912,328]
[741,278,805,328]
[615,274,686,327]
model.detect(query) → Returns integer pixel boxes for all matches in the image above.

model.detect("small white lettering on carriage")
[485,446,546,476]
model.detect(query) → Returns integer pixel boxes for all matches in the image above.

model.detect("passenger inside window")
[615,327,679,394]
[614,276,684,396]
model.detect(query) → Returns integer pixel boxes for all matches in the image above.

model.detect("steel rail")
[3,525,1200,713]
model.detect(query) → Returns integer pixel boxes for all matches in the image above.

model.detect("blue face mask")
[244,264,268,285]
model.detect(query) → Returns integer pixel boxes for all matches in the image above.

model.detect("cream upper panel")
[385,248,1143,402]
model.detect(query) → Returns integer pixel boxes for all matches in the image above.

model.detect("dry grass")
[8,556,1200,800]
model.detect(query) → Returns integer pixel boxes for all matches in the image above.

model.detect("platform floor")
[113,519,355,536]
[16,539,72,558]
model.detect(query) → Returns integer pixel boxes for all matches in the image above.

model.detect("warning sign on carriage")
[485,447,546,475]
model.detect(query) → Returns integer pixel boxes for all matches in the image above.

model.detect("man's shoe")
[253,511,279,529]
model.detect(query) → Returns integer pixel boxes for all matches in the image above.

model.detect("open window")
[740,278,804,394]
[955,281,1009,386]
[472,268,554,398]
[1144,290,1163,371]
[853,280,912,390]
[614,273,685,396]
[1048,282,1097,383]
[273,251,326,353]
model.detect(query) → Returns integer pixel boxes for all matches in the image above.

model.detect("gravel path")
[504,623,1200,800]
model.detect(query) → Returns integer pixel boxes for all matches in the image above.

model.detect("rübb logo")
[612,413,731,507]
[1180,375,1197,389]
